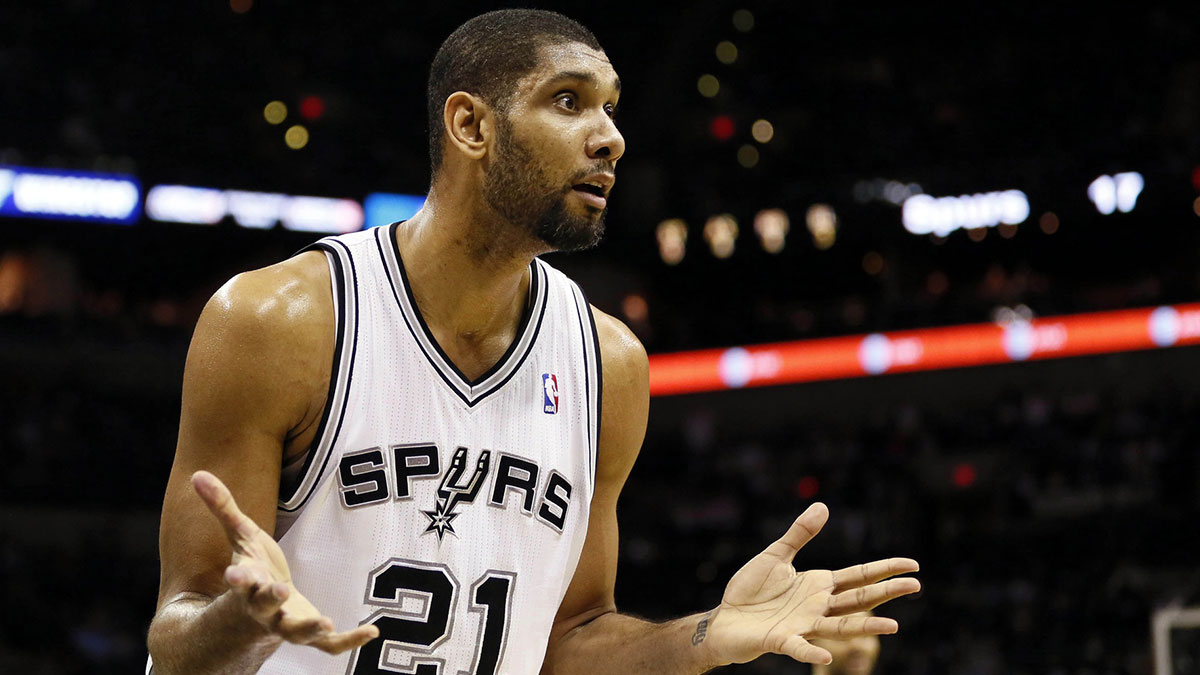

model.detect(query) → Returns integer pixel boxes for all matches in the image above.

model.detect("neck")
[397,183,545,345]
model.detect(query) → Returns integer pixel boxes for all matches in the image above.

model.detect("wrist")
[688,607,727,668]
[211,589,284,647]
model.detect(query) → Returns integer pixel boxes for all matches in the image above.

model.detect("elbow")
[145,613,173,675]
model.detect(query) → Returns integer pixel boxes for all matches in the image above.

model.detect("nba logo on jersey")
[542,373,559,414]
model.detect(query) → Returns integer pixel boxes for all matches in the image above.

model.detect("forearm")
[147,591,282,675]
[544,610,724,675]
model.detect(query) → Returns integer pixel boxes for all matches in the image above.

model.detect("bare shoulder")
[590,306,649,483]
[204,250,332,339]
[591,306,648,387]
[184,250,335,444]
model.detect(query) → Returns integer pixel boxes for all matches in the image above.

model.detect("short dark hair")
[426,9,602,176]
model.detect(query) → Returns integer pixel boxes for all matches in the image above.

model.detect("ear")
[443,91,493,163]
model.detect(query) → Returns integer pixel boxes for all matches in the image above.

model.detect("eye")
[554,92,578,111]
[604,103,617,119]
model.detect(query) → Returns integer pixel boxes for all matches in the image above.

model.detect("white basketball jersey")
[261,223,601,675]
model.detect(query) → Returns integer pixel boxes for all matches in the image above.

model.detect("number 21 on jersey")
[350,559,516,675]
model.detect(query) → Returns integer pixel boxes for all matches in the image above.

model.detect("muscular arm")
[542,310,720,674]
[542,310,921,674]
[147,252,348,674]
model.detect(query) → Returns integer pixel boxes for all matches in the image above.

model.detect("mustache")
[568,164,616,184]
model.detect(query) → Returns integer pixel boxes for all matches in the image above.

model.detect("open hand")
[705,503,920,666]
[191,470,379,654]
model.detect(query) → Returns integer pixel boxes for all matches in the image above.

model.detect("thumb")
[762,503,829,564]
[192,470,261,545]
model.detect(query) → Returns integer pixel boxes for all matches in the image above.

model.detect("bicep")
[156,268,329,606]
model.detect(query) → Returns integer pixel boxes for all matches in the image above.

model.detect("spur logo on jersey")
[421,446,490,540]
[336,442,574,540]
[542,373,559,414]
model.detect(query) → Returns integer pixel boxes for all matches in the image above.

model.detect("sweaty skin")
[147,40,920,675]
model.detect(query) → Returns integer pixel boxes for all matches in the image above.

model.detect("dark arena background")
[3,2,1200,673]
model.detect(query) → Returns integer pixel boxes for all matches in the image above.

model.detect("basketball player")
[146,10,920,674]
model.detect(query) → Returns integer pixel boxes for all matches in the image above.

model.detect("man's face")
[483,42,624,252]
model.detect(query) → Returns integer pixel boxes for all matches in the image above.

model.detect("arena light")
[263,101,287,125]
[285,124,310,150]
[648,302,1200,396]
[710,115,735,141]
[364,192,426,229]
[751,119,774,144]
[736,144,758,168]
[656,218,688,265]
[1087,171,1143,214]
[0,165,140,225]
[282,196,363,233]
[805,204,837,250]
[852,178,923,205]
[715,41,738,65]
[145,185,225,224]
[732,9,754,32]
[703,214,738,258]
[753,209,789,253]
[902,189,1029,237]
[148,184,364,233]
[299,95,325,121]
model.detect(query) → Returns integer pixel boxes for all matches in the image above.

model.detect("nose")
[586,114,625,163]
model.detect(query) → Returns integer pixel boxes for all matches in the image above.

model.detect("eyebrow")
[547,70,622,94]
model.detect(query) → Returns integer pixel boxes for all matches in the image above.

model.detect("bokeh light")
[263,101,287,125]
[806,204,837,249]
[751,119,774,143]
[736,144,759,168]
[299,95,325,121]
[697,74,720,98]
[1040,212,1060,234]
[622,293,649,322]
[656,219,688,265]
[732,9,754,32]
[704,214,739,258]
[284,124,309,150]
[710,115,735,141]
[753,209,789,254]
[716,41,738,65]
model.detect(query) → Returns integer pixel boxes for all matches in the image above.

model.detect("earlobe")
[444,92,489,162]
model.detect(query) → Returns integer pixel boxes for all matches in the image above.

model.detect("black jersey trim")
[278,238,360,512]
[376,222,549,407]
[570,281,603,494]
[582,290,604,466]
[374,225,468,405]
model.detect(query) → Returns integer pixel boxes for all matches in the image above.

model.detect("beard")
[483,120,607,253]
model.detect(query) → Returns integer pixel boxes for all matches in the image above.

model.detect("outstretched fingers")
[777,634,833,665]
[806,614,899,640]
[192,470,261,544]
[763,503,830,563]
[831,557,919,592]
[308,624,382,655]
[828,577,922,615]
[225,563,289,618]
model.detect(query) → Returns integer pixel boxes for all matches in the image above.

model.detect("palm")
[708,504,921,666]
[719,550,835,659]
[192,470,378,652]
[226,515,324,627]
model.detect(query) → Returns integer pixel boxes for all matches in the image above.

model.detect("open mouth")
[572,183,606,197]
